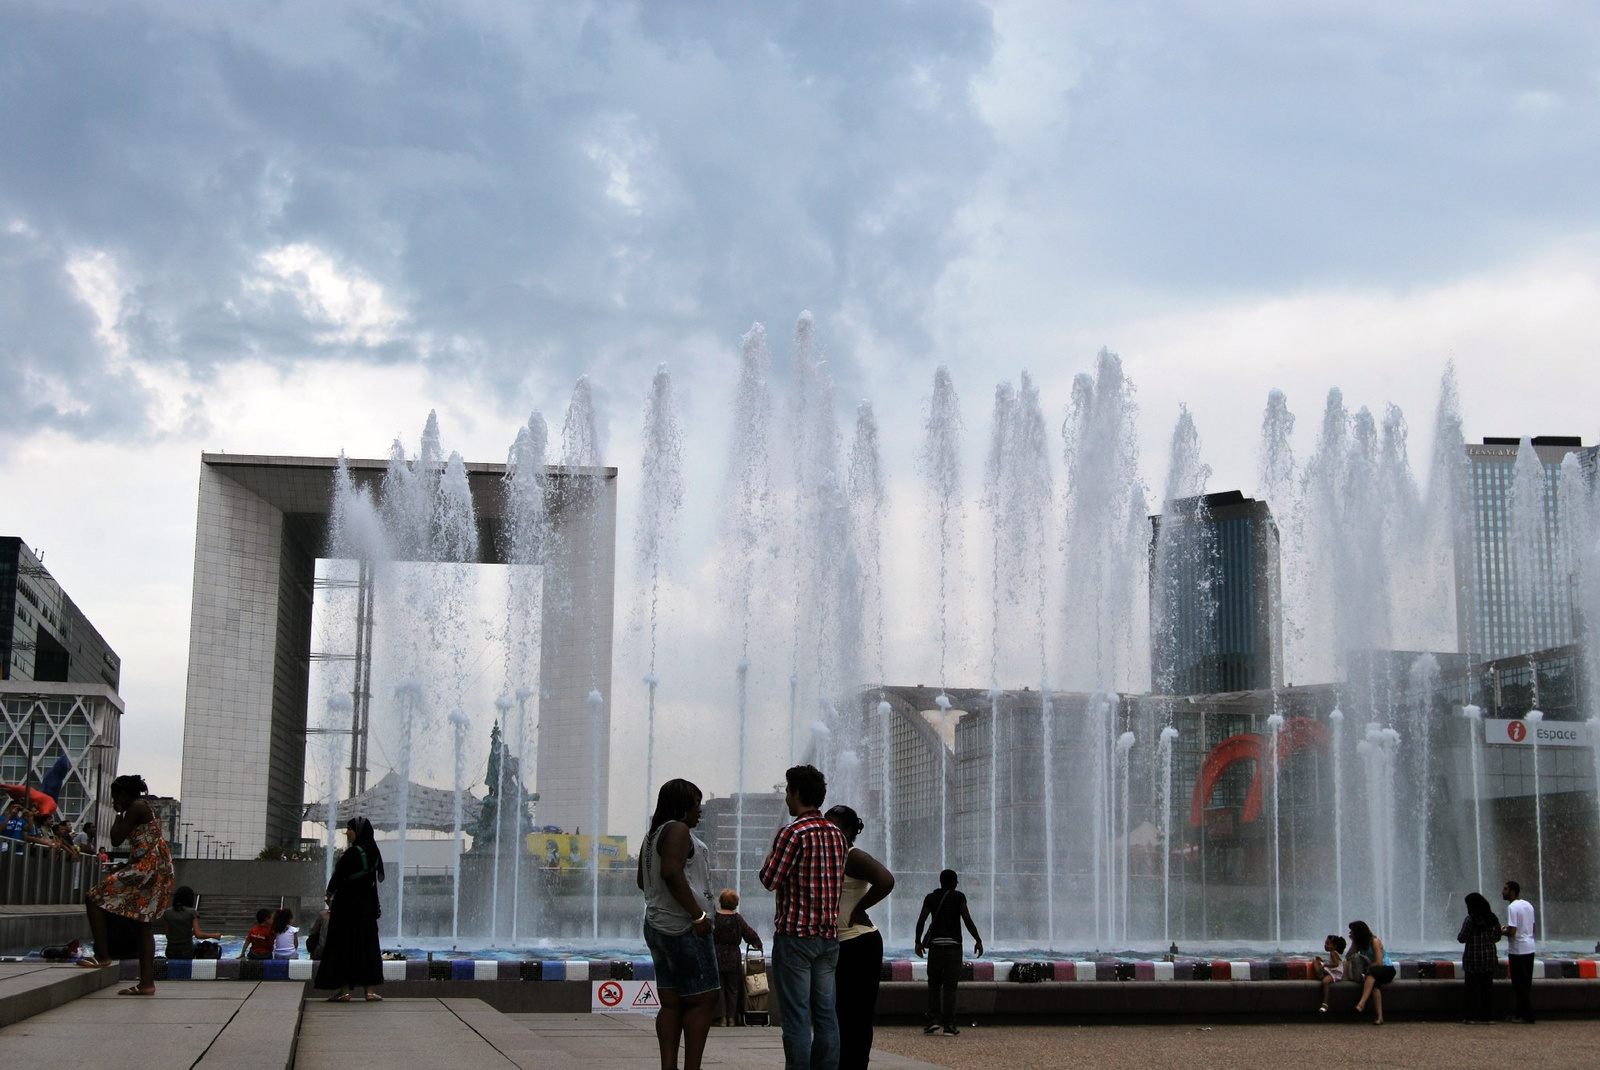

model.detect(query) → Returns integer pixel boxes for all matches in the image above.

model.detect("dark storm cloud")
[0,1,996,440]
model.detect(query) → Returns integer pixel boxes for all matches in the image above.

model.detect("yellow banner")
[529,832,629,870]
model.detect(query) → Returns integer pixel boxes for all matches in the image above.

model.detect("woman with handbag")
[315,816,386,1002]
[712,888,763,1025]
[828,805,895,1069]
[1348,920,1394,1024]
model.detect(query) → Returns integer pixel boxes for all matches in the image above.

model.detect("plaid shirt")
[758,811,848,938]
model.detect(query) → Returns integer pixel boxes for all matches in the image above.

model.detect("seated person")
[270,907,299,959]
[242,908,275,960]
[162,886,221,959]
[1315,934,1346,1011]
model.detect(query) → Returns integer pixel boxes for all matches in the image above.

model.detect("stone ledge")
[0,962,121,1028]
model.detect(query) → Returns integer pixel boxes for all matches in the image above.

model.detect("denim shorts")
[643,920,720,997]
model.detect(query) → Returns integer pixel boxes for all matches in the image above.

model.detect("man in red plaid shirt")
[760,764,848,1070]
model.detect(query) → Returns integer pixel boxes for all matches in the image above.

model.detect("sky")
[2,1,1598,839]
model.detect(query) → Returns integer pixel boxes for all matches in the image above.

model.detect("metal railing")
[0,840,101,906]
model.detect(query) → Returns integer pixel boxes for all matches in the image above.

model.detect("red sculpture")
[1189,716,1329,827]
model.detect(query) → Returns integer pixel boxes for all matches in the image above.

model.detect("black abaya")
[314,843,385,990]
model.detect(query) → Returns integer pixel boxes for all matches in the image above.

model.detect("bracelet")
[695,911,709,924]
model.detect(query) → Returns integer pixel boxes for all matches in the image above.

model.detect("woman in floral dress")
[80,774,175,994]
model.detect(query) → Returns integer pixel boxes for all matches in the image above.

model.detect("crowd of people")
[2,797,101,859]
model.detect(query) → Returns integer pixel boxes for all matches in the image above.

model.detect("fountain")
[635,363,684,826]
[1526,707,1547,938]
[721,324,772,895]
[304,321,1596,953]
[1157,724,1179,945]
[449,706,470,942]
[1266,710,1284,945]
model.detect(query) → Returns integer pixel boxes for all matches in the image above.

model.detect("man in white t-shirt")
[1502,880,1536,1023]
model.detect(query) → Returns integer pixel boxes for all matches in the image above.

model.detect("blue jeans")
[771,933,840,1070]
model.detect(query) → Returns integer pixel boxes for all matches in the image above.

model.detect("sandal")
[364,993,383,1001]
[117,985,155,996]
[1318,1003,1328,1013]
[76,958,113,969]
[326,993,352,1003]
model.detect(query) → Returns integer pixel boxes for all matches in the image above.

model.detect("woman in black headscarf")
[315,816,386,1002]
[1457,892,1503,1023]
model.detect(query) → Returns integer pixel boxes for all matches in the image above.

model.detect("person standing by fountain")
[1502,880,1537,1023]
[713,888,762,1026]
[79,775,174,995]
[760,765,849,1070]
[1457,892,1502,1023]
[914,869,983,1036]
[315,817,386,1002]
[638,779,719,1070]
[826,805,894,1070]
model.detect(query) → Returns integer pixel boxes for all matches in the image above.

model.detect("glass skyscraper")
[1460,437,1584,663]
[1149,491,1283,695]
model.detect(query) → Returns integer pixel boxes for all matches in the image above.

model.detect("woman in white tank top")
[826,805,895,1070]
[637,779,720,1070]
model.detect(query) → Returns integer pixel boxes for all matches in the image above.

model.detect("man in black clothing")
[913,869,983,1036]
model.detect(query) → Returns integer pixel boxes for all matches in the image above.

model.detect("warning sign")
[591,979,660,1016]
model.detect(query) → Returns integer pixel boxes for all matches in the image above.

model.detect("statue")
[467,723,533,851]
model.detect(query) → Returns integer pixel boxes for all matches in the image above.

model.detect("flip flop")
[364,993,383,1001]
[76,958,113,969]
[326,993,352,1002]
[118,986,155,996]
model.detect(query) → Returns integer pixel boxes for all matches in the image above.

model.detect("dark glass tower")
[1149,492,1283,695]
[0,536,120,689]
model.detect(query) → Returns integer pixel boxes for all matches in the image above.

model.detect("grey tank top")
[642,823,715,936]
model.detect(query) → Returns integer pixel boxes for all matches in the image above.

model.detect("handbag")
[744,947,769,999]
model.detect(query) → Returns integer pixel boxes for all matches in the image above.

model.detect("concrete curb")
[0,962,121,1028]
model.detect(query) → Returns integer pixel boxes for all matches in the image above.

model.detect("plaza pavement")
[873,1020,1600,1070]
[0,973,943,1070]
[4,973,1592,1069]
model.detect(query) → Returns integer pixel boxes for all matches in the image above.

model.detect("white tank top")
[836,848,877,941]
[642,823,715,936]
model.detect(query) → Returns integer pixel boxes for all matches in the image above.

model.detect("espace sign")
[1485,719,1591,748]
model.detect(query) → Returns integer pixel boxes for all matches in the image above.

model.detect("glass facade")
[1463,442,1579,662]
[1150,494,1282,695]
[0,537,120,689]
[0,690,120,827]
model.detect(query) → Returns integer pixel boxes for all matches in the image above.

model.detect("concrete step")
[0,960,120,1028]
[0,979,302,1069]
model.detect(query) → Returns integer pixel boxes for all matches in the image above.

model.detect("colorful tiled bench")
[120,955,1600,987]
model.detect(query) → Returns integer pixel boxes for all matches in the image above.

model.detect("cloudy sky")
[2,2,1598,832]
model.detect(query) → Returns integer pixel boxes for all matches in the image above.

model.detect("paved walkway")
[873,1020,1600,1070]
[0,959,119,1026]
[503,1011,943,1070]
[0,977,299,1068]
